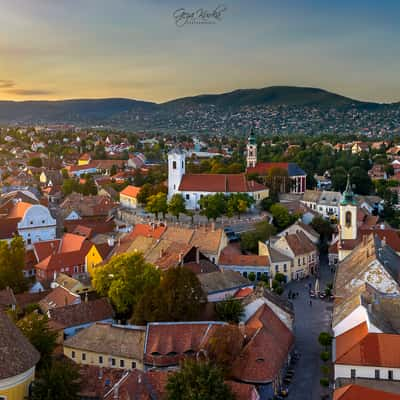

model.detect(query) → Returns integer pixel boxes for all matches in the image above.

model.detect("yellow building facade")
[86,244,105,277]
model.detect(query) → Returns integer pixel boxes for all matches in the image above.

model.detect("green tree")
[248,272,256,282]
[17,312,58,369]
[199,193,226,221]
[92,252,161,316]
[350,166,373,195]
[168,193,187,220]
[331,166,347,192]
[166,360,235,400]
[215,296,244,323]
[240,220,276,253]
[110,164,118,176]
[133,266,205,323]
[146,192,168,219]
[227,193,254,219]
[0,236,28,293]
[28,157,43,168]
[270,203,293,231]
[31,359,80,400]
[318,332,333,350]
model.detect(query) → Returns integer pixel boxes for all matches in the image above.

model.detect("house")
[197,270,253,302]
[259,242,293,282]
[119,185,141,209]
[334,384,400,400]
[78,153,92,166]
[219,245,270,280]
[0,312,40,400]
[0,200,56,247]
[168,148,269,210]
[278,221,320,245]
[368,164,388,180]
[39,285,81,313]
[351,141,369,154]
[54,272,93,295]
[317,190,341,219]
[270,231,319,278]
[301,190,321,212]
[39,169,63,186]
[63,323,145,370]
[86,241,115,277]
[48,298,114,339]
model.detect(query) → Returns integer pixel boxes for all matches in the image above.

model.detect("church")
[167,148,269,210]
[246,130,307,194]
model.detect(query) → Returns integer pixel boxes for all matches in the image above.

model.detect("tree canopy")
[199,193,227,221]
[168,193,187,220]
[215,296,244,323]
[166,360,235,400]
[240,220,276,253]
[146,192,168,219]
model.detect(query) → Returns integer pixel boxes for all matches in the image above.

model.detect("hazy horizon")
[1,0,400,103]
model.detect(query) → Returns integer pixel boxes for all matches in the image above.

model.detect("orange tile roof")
[33,240,61,262]
[7,201,32,219]
[336,322,400,367]
[334,385,400,400]
[120,185,141,198]
[285,231,317,256]
[59,233,87,253]
[219,253,269,267]
[234,287,254,299]
[128,223,166,240]
[39,286,80,312]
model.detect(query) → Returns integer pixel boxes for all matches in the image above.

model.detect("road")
[285,256,334,400]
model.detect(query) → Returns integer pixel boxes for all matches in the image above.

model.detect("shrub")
[320,378,329,387]
[275,286,284,295]
[320,365,330,376]
[248,272,256,282]
[320,351,330,362]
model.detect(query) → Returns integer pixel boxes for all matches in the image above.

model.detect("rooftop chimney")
[382,236,386,247]
[196,247,200,264]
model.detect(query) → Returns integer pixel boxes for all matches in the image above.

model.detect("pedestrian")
[309,300,312,307]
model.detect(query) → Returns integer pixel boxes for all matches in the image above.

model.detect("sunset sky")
[0,0,399,103]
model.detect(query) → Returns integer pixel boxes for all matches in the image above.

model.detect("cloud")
[0,80,15,89]
[6,88,55,96]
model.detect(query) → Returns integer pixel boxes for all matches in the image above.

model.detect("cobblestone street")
[286,257,334,400]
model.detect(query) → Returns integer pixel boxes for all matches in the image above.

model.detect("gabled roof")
[197,270,251,294]
[39,285,81,313]
[128,223,166,240]
[334,385,400,400]
[284,231,317,256]
[48,298,114,329]
[120,185,141,198]
[231,303,294,383]
[336,322,400,367]
[7,201,32,219]
[0,312,40,379]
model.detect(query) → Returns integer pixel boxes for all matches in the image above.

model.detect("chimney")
[211,222,215,232]
[98,367,103,380]
[239,321,245,336]
[178,252,184,265]
[85,292,88,303]
[382,236,386,247]
[160,248,164,258]
[196,247,200,264]
[107,237,115,247]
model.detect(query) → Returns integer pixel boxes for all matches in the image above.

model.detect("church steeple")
[341,174,356,205]
[246,127,257,168]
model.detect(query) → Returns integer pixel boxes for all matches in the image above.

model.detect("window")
[243,271,247,278]
[186,194,190,200]
[303,257,305,265]
[71,351,75,359]
[275,265,279,273]
[172,161,176,169]
[27,238,31,245]
[375,370,380,379]
[345,211,352,227]
[350,369,356,379]
[42,220,45,224]
[99,356,103,364]
[82,353,86,361]
[111,358,116,366]
[284,264,287,273]
[182,161,184,168]
[131,361,136,369]
[389,370,394,380]
[120,360,125,368]
[298,258,301,266]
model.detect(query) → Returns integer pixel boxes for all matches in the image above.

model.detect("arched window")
[345,211,352,227]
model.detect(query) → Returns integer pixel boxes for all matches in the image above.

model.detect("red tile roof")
[33,239,61,262]
[234,287,254,299]
[0,217,19,239]
[284,231,317,256]
[219,252,269,267]
[247,162,289,175]
[128,223,167,240]
[39,286,81,312]
[334,384,400,400]
[120,185,141,198]
[231,303,294,384]
[335,322,400,367]
[7,201,32,219]
[59,233,87,253]
[178,173,266,193]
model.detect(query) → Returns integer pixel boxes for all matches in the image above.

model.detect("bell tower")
[246,128,257,168]
[339,175,357,241]
[168,148,186,199]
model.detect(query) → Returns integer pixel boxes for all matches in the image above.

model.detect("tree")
[270,203,293,231]
[146,192,168,219]
[227,193,254,219]
[199,193,226,221]
[318,332,333,350]
[0,236,28,293]
[110,164,118,176]
[207,325,244,376]
[215,296,244,323]
[31,359,80,400]
[17,312,58,369]
[92,252,161,316]
[133,266,205,323]
[331,166,347,192]
[350,166,373,195]
[168,193,187,220]
[166,360,235,400]
[28,157,43,168]
[240,220,276,253]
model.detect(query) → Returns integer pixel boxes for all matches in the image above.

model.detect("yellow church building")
[0,312,40,400]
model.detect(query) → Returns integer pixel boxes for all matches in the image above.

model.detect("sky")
[0,0,400,103]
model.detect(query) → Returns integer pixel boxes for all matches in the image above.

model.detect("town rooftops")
[120,185,141,198]
[247,162,306,177]
[302,190,321,203]
[335,322,400,368]
[48,298,114,330]
[0,312,40,379]
[197,270,251,295]
[64,322,145,360]
[284,231,317,256]
[178,173,267,193]
[219,252,269,267]
[39,285,81,313]
[334,384,400,400]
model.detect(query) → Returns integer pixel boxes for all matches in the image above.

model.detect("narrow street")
[286,256,334,400]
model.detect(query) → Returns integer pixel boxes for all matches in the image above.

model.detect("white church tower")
[168,148,186,199]
[246,128,257,168]
[339,175,358,241]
